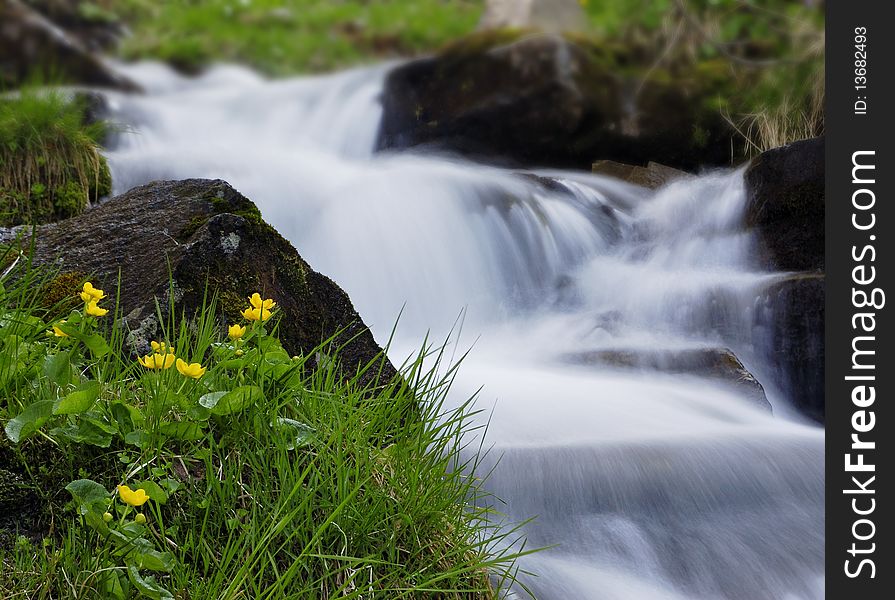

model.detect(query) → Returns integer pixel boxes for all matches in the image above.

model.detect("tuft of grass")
[0,250,532,599]
[0,86,111,227]
[113,0,484,75]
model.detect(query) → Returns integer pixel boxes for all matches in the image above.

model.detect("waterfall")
[102,62,824,600]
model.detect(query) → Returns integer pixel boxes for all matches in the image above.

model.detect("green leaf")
[125,430,150,448]
[4,400,54,443]
[205,386,263,415]
[132,480,168,504]
[127,566,174,600]
[111,401,143,433]
[103,570,128,600]
[57,323,110,358]
[156,421,204,441]
[197,391,227,410]
[275,417,315,450]
[65,479,109,508]
[65,478,110,529]
[43,351,72,388]
[51,417,117,447]
[54,380,101,415]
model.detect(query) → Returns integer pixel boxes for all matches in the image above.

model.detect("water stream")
[102,62,824,600]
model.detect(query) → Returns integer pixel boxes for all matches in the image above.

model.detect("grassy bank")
[0,87,110,227]
[0,251,527,599]
[114,0,483,75]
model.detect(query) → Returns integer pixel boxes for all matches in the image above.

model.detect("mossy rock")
[16,179,396,387]
[377,29,738,170]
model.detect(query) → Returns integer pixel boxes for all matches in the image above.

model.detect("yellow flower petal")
[81,282,105,302]
[51,320,69,337]
[249,293,276,311]
[176,358,206,379]
[117,485,150,507]
[228,324,246,340]
[242,307,261,321]
[85,301,108,317]
[139,352,176,370]
[150,341,169,353]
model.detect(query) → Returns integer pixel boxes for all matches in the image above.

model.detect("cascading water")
[101,62,824,599]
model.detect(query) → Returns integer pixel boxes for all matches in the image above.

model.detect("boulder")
[744,137,824,272]
[755,274,824,422]
[5,179,396,385]
[0,0,137,90]
[563,347,771,411]
[479,0,587,33]
[376,31,734,170]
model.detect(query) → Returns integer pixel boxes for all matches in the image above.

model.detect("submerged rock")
[10,179,396,385]
[591,160,689,189]
[0,0,137,90]
[745,137,824,272]
[755,274,824,422]
[377,30,734,170]
[563,347,771,411]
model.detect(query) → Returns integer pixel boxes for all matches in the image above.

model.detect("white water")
[102,63,824,599]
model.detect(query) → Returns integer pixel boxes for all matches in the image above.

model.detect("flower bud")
[103,512,113,523]
[135,513,147,524]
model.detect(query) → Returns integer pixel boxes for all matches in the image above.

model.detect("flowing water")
[102,62,824,600]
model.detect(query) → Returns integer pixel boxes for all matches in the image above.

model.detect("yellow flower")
[228,324,246,340]
[138,352,176,370]
[117,485,149,507]
[176,358,206,379]
[249,293,276,311]
[51,320,69,337]
[80,282,105,303]
[150,341,169,353]
[85,301,108,317]
[241,306,273,322]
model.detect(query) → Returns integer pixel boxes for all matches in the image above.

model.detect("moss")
[38,271,86,316]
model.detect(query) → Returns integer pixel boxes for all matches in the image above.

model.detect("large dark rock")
[755,274,825,422]
[563,347,771,411]
[745,137,824,272]
[0,0,136,90]
[7,179,396,385]
[376,31,734,170]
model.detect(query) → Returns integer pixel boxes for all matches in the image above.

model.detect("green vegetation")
[579,0,824,152]
[0,87,111,227]
[0,251,528,599]
[113,0,484,75]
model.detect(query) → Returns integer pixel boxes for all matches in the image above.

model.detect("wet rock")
[755,274,824,422]
[591,160,689,189]
[564,347,771,411]
[0,0,137,90]
[479,0,587,33]
[13,179,396,386]
[745,137,824,272]
[377,30,734,170]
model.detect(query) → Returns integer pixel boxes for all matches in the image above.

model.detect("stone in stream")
[563,347,772,411]
[0,0,137,90]
[2,179,396,387]
[591,160,689,189]
[754,273,824,422]
[376,30,735,171]
[744,136,824,272]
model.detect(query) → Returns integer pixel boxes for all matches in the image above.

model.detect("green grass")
[0,86,111,227]
[0,248,531,599]
[112,0,484,75]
